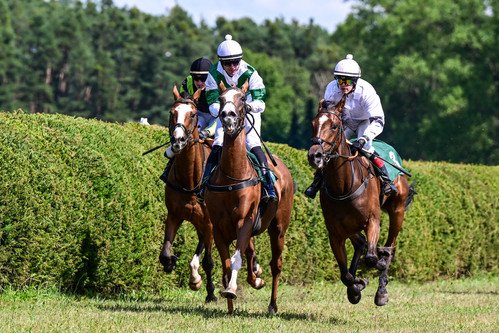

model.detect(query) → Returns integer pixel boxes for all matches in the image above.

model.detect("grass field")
[0,276,497,332]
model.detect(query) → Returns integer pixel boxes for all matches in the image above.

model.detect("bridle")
[169,98,199,145]
[310,107,358,165]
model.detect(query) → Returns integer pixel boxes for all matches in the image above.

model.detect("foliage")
[0,112,497,294]
[0,0,496,163]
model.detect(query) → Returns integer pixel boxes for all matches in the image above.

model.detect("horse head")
[218,80,249,137]
[307,96,347,169]
[169,84,202,153]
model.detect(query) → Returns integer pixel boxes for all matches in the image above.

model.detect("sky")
[112,0,353,32]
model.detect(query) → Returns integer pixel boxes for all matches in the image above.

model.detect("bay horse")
[307,97,415,306]
[158,85,217,303]
[205,81,294,314]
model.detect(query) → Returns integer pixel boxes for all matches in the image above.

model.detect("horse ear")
[173,84,181,100]
[192,88,202,102]
[337,95,347,112]
[241,80,249,93]
[318,99,325,111]
[219,81,227,92]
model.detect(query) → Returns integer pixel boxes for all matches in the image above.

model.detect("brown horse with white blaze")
[205,82,294,314]
[158,85,217,303]
[307,97,415,306]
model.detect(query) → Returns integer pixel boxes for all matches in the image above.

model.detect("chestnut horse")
[307,97,415,306]
[205,82,294,314]
[158,85,217,303]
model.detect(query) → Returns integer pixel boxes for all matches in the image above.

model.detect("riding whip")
[346,139,412,177]
[142,141,169,156]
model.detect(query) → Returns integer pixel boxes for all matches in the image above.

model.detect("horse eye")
[331,124,338,131]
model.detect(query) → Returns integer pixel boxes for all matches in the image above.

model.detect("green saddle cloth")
[247,151,276,184]
[372,139,404,181]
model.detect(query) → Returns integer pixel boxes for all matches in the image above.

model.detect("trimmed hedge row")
[0,111,497,293]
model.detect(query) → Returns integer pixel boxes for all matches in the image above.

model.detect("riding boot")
[379,165,398,196]
[304,170,323,199]
[197,145,221,202]
[159,158,174,184]
[251,146,277,202]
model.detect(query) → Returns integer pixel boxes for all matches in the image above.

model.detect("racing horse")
[205,81,294,314]
[158,85,217,303]
[307,97,415,306]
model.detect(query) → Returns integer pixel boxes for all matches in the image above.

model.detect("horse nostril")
[315,152,323,159]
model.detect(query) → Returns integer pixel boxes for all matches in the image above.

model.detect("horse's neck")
[220,133,253,178]
[171,143,204,186]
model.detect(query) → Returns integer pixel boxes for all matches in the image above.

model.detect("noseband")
[169,98,198,144]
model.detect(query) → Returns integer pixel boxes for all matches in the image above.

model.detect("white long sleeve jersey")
[323,78,385,141]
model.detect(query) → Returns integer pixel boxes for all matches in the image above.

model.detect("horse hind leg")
[189,241,204,291]
[245,239,265,290]
[202,245,217,303]
[375,246,394,306]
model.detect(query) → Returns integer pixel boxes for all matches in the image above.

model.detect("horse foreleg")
[364,215,381,268]
[375,246,394,306]
[189,238,204,291]
[213,230,234,313]
[159,215,181,273]
[348,233,366,277]
[245,238,265,289]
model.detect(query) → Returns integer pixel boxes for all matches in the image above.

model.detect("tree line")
[0,0,496,164]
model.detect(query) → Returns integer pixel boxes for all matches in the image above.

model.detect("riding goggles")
[221,59,241,67]
[335,76,357,86]
[192,74,208,82]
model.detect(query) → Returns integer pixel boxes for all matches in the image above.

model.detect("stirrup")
[261,186,277,202]
[383,182,398,196]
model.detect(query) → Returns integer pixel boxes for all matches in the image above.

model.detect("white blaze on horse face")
[227,249,242,292]
[318,113,330,135]
[173,104,193,138]
[221,90,239,113]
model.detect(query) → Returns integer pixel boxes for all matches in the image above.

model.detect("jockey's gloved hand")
[352,137,367,151]
[199,129,210,139]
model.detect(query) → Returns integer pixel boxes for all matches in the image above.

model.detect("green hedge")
[0,111,497,293]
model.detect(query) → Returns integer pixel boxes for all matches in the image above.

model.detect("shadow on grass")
[96,302,346,324]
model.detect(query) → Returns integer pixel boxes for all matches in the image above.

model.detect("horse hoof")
[254,264,263,278]
[347,286,362,304]
[221,288,237,300]
[205,294,218,303]
[254,277,265,290]
[365,254,378,268]
[375,291,389,306]
[268,304,278,315]
[189,279,202,291]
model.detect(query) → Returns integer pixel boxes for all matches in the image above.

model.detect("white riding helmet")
[334,54,361,78]
[217,34,243,61]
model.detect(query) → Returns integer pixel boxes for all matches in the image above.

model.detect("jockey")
[198,34,277,202]
[305,54,398,198]
[160,57,216,183]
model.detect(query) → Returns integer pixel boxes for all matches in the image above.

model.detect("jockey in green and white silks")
[199,34,276,202]
[205,57,266,150]
[179,57,217,137]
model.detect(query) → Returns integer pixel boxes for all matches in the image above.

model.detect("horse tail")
[405,181,417,210]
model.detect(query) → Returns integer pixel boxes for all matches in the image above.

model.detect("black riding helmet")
[190,57,212,81]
